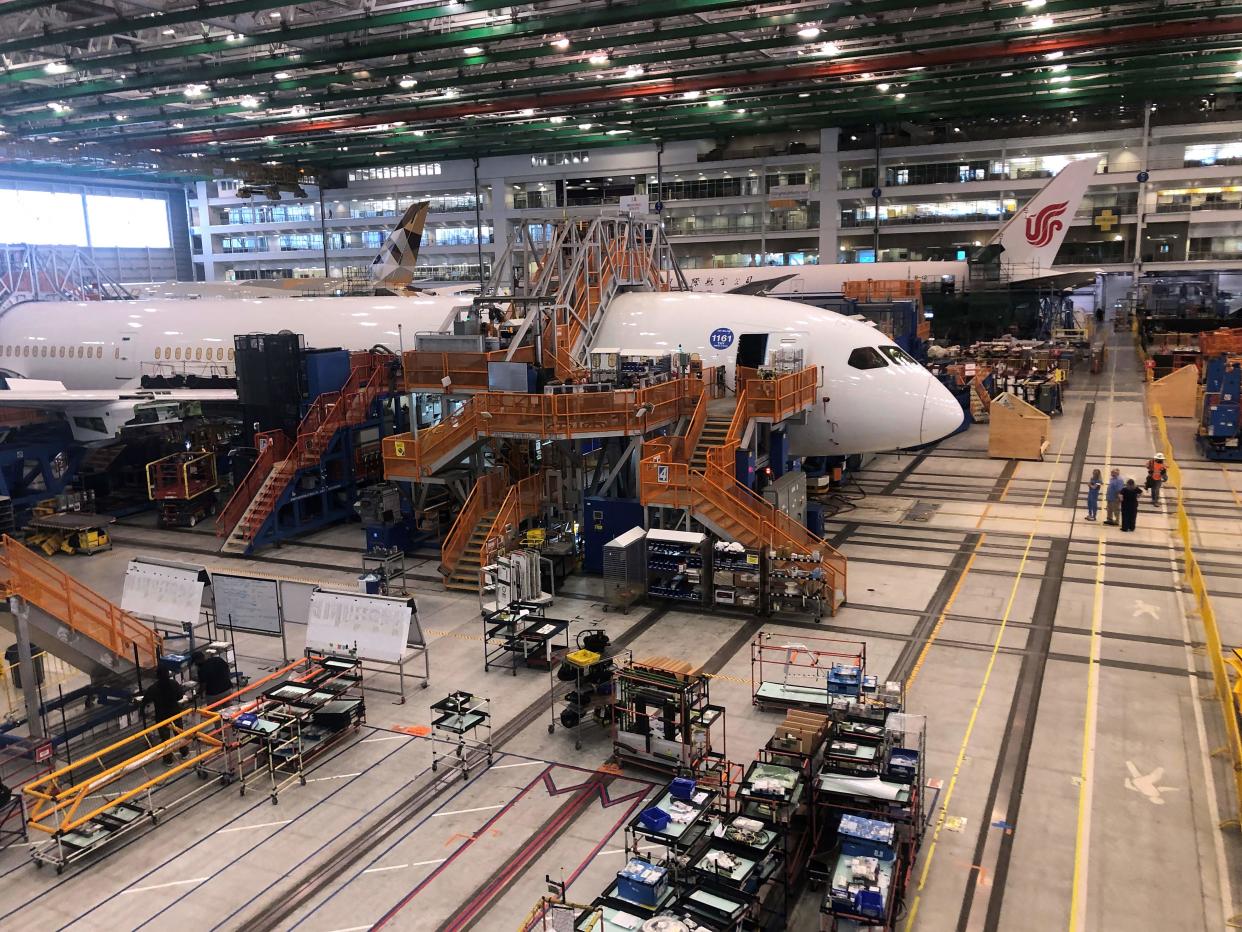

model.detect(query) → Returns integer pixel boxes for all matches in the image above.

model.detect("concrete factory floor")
[1,328,1239,931]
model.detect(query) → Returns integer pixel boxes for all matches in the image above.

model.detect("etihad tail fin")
[987,157,1097,273]
[370,201,430,287]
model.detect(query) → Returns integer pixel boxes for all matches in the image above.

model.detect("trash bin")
[4,644,45,689]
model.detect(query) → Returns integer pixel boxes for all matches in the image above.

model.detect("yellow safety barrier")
[23,707,224,836]
[1152,400,1242,827]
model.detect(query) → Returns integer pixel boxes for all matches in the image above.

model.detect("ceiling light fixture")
[184,84,207,97]
[550,115,566,123]
[589,52,610,65]
[797,24,821,40]
[240,95,260,107]
[683,90,701,99]
[275,71,290,80]
[708,99,725,107]
[1050,63,1067,72]
[399,76,417,88]
[520,108,535,116]
[895,92,906,99]
[413,129,426,136]
[226,32,244,42]
[44,61,69,74]
[47,101,70,112]
[625,64,645,78]
[736,108,746,114]
[162,28,176,36]
[463,46,483,55]
[1044,50,1064,60]
[1025,0,1047,7]
[877,83,890,92]
[818,41,841,56]
[1031,15,1053,29]
[114,113,127,121]
[798,92,810,98]
[578,122,594,130]
[1001,71,1015,77]
[172,121,185,128]
[551,35,570,50]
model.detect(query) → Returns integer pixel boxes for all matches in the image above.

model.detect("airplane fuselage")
[0,290,963,453]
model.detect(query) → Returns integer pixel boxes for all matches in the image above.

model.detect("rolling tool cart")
[430,691,492,780]
[557,629,615,750]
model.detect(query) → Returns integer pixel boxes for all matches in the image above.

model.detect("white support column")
[485,174,511,286]
[10,597,44,739]
[818,128,841,265]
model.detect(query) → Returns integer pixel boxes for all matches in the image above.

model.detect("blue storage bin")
[639,807,670,832]
[670,777,696,800]
[617,858,668,907]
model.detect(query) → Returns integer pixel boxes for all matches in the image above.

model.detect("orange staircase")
[217,352,391,554]
[0,536,161,672]
[640,365,845,614]
[441,471,547,592]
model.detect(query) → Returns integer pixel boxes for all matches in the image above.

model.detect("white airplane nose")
[921,380,966,445]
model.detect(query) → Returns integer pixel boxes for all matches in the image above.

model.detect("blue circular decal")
[709,328,734,350]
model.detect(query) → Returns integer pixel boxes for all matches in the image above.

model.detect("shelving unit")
[625,777,719,888]
[557,632,616,750]
[482,600,570,675]
[711,540,764,610]
[430,691,493,781]
[736,755,814,928]
[232,654,366,804]
[612,657,725,774]
[813,709,926,930]
[751,634,873,713]
[767,547,830,621]
[645,529,709,606]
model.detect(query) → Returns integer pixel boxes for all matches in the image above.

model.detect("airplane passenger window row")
[3,344,104,359]
[153,346,234,362]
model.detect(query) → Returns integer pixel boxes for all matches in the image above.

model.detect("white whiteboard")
[212,573,282,636]
[278,579,317,627]
[121,562,205,625]
[305,589,416,663]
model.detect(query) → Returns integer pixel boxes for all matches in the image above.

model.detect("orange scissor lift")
[380,215,846,614]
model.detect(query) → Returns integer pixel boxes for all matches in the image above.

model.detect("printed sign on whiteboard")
[305,589,418,663]
[122,561,205,625]
[618,194,649,214]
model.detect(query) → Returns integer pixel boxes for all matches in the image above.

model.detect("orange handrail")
[637,445,847,611]
[24,707,224,835]
[475,472,546,581]
[739,366,819,424]
[0,536,161,667]
[383,374,703,480]
[439,468,508,578]
[215,429,291,538]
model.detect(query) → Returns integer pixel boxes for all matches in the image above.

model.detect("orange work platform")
[382,372,713,480]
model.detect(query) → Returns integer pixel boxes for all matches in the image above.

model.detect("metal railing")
[383,373,707,480]
[475,473,547,582]
[215,430,292,539]
[24,708,224,836]
[0,536,160,668]
[438,468,509,579]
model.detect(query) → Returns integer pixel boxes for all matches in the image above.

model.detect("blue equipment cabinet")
[582,496,644,574]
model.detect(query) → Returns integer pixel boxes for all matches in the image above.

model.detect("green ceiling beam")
[0,0,516,57]
[0,0,761,87]
[9,3,847,128]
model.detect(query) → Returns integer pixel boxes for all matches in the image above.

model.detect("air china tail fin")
[370,201,430,287]
[987,157,1097,272]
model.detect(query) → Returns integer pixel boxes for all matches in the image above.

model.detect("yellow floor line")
[904,438,1066,932]
[1069,338,1115,931]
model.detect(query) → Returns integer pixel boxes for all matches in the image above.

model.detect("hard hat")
[1154,453,1164,460]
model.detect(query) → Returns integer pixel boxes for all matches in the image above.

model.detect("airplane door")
[735,333,769,370]
[115,333,136,381]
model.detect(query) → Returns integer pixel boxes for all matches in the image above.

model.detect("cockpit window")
[848,347,889,370]
[880,345,919,366]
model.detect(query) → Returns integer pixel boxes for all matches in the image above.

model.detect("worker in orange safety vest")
[1146,453,1168,506]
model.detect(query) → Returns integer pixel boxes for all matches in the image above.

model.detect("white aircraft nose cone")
[921,381,965,445]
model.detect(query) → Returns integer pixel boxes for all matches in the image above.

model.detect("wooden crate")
[988,392,1051,461]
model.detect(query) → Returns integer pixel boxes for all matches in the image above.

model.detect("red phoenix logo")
[1024,201,1069,247]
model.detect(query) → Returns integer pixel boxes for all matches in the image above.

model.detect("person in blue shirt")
[1104,468,1124,526]
[1085,468,1102,521]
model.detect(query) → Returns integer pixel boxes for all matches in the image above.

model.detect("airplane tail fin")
[986,157,1097,273]
[370,201,430,287]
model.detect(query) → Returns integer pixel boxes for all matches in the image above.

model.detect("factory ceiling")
[0,0,1240,178]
